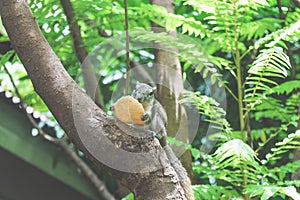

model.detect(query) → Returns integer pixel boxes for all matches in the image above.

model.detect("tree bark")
[150,0,194,183]
[0,0,190,199]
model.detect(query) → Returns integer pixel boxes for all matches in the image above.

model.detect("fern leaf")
[251,97,288,121]
[213,139,258,168]
[183,0,215,14]
[131,28,225,85]
[245,47,291,110]
[286,8,300,25]
[286,93,300,118]
[263,130,300,164]
[212,139,261,186]
[241,18,282,40]
[271,80,300,95]
[179,91,232,135]
[255,19,300,48]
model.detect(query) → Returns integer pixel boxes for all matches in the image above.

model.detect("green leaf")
[190,148,201,160]
[280,186,300,200]
[213,139,258,169]
[261,187,278,200]
[121,193,134,200]
[245,47,292,111]
[0,51,15,67]
[271,80,300,95]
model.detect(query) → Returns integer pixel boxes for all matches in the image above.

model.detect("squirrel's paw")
[146,130,162,140]
[141,113,150,121]
[109,104,114,111]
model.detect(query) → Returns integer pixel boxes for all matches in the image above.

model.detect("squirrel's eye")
[149,90,154,96]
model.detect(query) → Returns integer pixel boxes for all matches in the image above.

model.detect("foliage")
[191,131,300,199]
[193,184,240,200]
[179,90,232,137]
[1,0,300,199]
[136,0,300,199]
[245,47,292,111]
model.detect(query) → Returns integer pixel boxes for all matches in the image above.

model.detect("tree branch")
[0,1,186,199]
[60,0,104,108]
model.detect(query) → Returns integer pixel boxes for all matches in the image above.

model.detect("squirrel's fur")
[131,82,168,146]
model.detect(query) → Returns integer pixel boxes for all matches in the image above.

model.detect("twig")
[3,65,61,142]
[124,0,130,95]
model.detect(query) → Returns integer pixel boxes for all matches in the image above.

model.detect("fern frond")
[183,0,215,14]
[131,28,225,85]
[269,160,300,182]
[179,91,232,135]
[192,0,270,52]
[286,92,300,116]
[240,18,282,40]
[250,81,300,122]
[132,4,208,38]
[271,80,300,95]
[285,8,300,25]
[213,139,259,168]
[255,19,300,49]
[245,47,291,111]
[213,139,261,185]
[251,97,288,121]
[183,0,269,13]
[166,14,208,38]
[203,1,236,52]
[263,130,300,164]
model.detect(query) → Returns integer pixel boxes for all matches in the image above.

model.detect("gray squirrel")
[131,82,168,146]
[131,82,194,200]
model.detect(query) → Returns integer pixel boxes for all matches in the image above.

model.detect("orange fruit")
[112,96,146,125]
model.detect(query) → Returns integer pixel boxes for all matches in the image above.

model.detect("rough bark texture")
[0,1,190,199]
[150,0,194,187]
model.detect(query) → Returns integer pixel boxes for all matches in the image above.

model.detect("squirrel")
[131,82,194,200]
[110,82,194,199]
[131,82,168,146]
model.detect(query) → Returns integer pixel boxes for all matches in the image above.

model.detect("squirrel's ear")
[152,87,157,91]
[136,81,140,85]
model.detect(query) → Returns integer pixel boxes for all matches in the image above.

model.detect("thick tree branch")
[0,1,186,199]
[60,0,104,108]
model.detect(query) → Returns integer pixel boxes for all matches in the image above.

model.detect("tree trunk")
[150,0,194,181]
[0,0,191,199]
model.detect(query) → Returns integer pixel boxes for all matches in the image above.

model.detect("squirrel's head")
[131,82,156,104]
